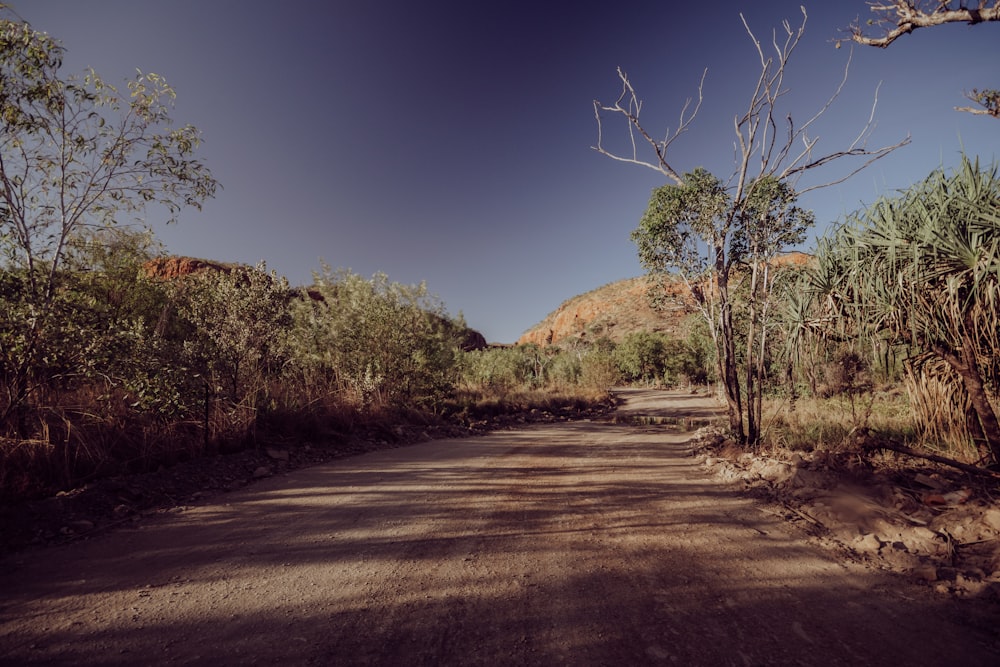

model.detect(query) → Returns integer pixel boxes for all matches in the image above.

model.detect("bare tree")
[594,8,909,445]
[845,1,1000,117]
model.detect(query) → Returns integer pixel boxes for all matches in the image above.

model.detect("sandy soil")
[1,389,998,666]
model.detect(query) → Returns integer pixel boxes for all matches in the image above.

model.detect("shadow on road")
[1,391,998,665]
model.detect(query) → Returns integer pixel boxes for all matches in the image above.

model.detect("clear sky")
[17,1,1000,343]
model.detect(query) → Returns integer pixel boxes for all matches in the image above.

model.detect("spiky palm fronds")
[815,155,1000,462]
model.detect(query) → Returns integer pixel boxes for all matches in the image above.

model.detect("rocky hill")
[517,275,696,347]
[518,253,813,347]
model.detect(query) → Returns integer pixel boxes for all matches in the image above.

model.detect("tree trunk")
[744,299,759,447]
[933,339,1000,464]
[716,269,744,443]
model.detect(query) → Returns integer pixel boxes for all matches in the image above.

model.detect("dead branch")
[592,67,706,186]
[847,1,1000,47]
[955,105,998,116]
[732,8,910,195]
[869,439,1000,480]
[594,9,910,195]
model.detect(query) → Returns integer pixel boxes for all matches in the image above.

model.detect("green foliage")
[175,263,291,407]
[578,348,622,390]
[458,346,539,394]
[457,342,626,395]
[633,168,814,444]
[0,228,174,425]
[613,332,668,384]
[611,330,710,387]
[678,313,716,384]
[633,168,729,280]
[731,177,813,266]
[814,155,1000,461]
[287,267,460,410]
[818,156,1000,365]
[0,8,216,428]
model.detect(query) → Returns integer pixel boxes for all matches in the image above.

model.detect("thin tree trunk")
[744,300,759,447]
[717,274,744,442]
[933,339,1000,464]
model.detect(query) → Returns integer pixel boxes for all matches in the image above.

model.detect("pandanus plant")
[814,156,1000,464]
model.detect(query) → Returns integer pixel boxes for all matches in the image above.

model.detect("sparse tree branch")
[592,67,706,186]
[728,8,909,195]
[785,83,911,194]
[843,2,999,118]
[845,0,1000,47]
[956,88,1000,117]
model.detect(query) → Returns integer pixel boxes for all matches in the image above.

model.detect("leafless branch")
[955,105,997,116]
[845,1,1000,48]
[733,8,910,195]
[592,67,706,186]
[594,8,908,204]
[784,82,911,194]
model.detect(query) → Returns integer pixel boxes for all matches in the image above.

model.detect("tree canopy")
[0,6,217,428]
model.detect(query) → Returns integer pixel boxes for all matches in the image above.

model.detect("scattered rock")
[854,532,882,554]
[68,520,95,533]
[913,472,945,489]
[691,426,1000,600]
[265,448,290,462]
[789,468,828,489]
[981,508,1000,533]
[252,466,272,479]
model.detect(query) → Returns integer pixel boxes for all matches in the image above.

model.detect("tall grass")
[754,388,994,463]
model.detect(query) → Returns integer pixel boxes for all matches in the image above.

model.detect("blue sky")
[18,1,1000,343]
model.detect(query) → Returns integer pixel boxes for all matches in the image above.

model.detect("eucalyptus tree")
[595,8,906,444]
[815,156,1000,463]
[0,9,217,429]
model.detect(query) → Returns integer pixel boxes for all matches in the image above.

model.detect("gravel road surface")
[1,389,998,665]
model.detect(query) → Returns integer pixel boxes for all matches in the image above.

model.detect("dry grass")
[444,387,612,424]
[0,379,614,503]
[902,359,986,463]
[759,385,989,465]
[759,390,916,454]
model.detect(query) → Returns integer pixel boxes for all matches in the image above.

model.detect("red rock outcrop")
[142,256,239,279]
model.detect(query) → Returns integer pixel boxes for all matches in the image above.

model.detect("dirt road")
[1,390,998,665]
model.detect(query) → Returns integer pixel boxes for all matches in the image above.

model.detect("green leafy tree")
[176,263,290,421]
[0,9,217,429]
[458,346,537,395]
[614,331,669,384]
[633,172,812,442]
[595,8,904,445]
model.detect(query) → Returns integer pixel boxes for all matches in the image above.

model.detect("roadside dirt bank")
[1,389,998,665]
